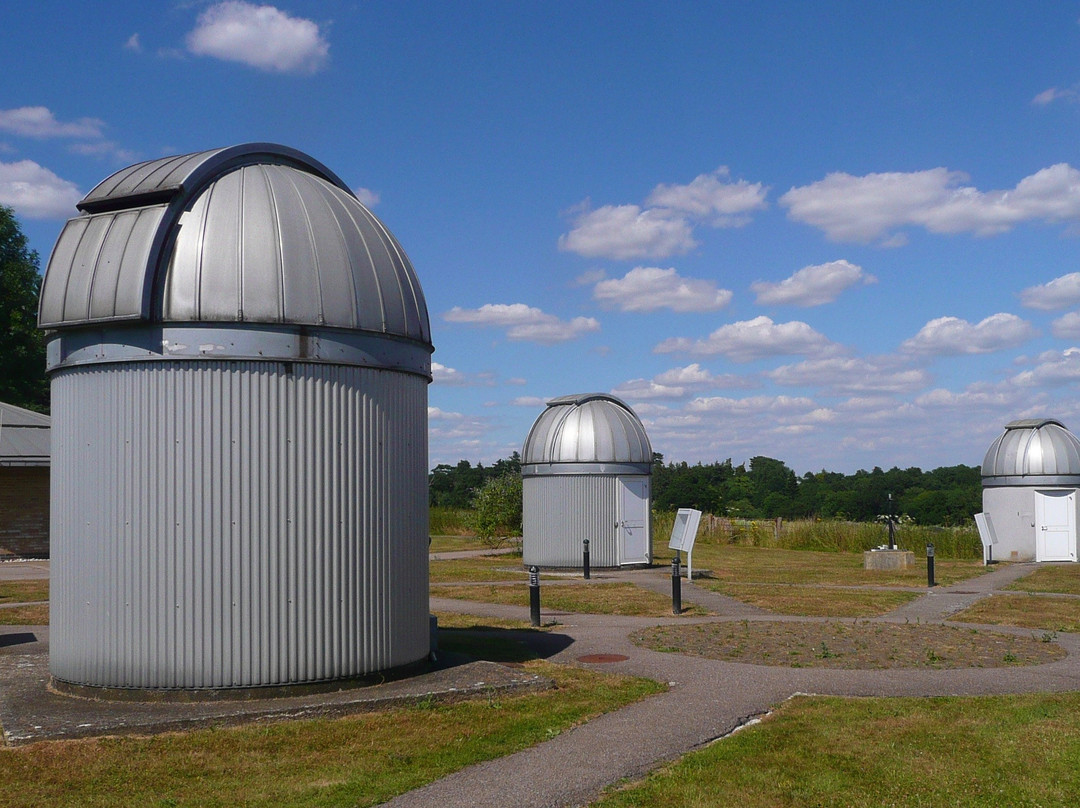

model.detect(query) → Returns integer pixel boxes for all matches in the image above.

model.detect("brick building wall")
[0,467,50,558]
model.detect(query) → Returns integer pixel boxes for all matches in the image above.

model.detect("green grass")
[594,692,1080,807]
[429,554,529,583]
[1006,564,1080,596]
[431,581,708,617]
[954,593,1080,633]
[700,582,919,617]
[0,579,49,603]
[0,638,662,808]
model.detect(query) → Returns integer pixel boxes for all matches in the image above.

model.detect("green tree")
[471,472,523,546]
[0,206,47,411]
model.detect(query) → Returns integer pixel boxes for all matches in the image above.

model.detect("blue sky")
[4,1,1080,475]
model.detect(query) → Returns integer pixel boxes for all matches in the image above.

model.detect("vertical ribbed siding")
[49,361,429,689]
[523,476,620,567]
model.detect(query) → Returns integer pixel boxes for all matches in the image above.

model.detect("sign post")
[668,508,703,580]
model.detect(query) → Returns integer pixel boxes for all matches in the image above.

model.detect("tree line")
[429,452,983,527]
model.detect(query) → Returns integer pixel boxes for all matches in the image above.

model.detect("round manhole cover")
[577,653,629,664]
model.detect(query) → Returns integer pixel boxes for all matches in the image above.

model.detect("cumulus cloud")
[655,315,841,362]
[1019,272,1080,311]
[1052,312,1080,339]
[352,187,379,207]
[186,1,329,75]
[612,363,755,401]
[558,204,697,260]
[1011,348,1080,387]
[124,33,143,53]
[443,303,600,344]
[645,167,767,227]
[0,106,105,139]
[751,260,876,307]
[592,266,733,312]
[768,357,931,394]
[0,159,82,218]
[687,394,818,416]
[559,167,767,260]
[511,396,547,407]
[610,379,687,400]
[901,313,1036,356]
[781,164,1080,244]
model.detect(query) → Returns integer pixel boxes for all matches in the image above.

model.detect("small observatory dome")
[981,419,1080,487]
[522,394,653,568]
[40,144,433,692]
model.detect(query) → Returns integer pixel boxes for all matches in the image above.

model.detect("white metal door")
[1036,490,1077,562]
[618,478,650,565]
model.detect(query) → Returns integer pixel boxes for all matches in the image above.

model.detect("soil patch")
[631,621,1066,669]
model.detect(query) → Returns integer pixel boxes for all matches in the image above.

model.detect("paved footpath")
[391,562,1080,808]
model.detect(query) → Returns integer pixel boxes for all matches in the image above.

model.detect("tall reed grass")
[651,512,981,559]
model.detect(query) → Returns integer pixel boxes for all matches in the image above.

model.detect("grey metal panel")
[49,361,429,689]
[522,393,652,467]
[523,476,620,567]
[160,163,430,342]
[982,419,1080,484]
[0,404,50,466]
[45,324,432,379]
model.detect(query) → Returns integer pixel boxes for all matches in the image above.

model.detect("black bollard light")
[671,552,682,615]
[583,538,591,580]
[529,565,541,627]
[926,543,936,588]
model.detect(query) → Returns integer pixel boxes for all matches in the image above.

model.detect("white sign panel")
[668,508,702,553]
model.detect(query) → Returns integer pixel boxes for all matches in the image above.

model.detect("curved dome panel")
[39,143,430,346]
[982,419,1080,486]
[522,394,652,473]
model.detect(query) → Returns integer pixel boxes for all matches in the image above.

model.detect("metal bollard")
[529,565,541,626]
[671,553,682,615]
[583,538,591,580]
[927,543,936,588]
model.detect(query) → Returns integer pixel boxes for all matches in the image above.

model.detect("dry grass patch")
[954,593,1080,633]
[0,654,662,808]
[429,554,529,583]
[594,691,1080,807]
[0,603,48,625]
[0,580,49,604]
[432,611,540,631]
[632,620,1064,669]
[702,582,919,617]
[1006,564,1080,596]
[431,581,708,617]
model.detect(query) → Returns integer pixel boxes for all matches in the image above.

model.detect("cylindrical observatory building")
[38,143,433,691]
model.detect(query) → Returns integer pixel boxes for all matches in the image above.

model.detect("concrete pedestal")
[863,549,915,570]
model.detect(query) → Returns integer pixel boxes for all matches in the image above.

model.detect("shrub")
[470,473,522,547]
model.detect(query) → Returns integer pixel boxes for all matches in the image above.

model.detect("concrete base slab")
[863,549,915,570]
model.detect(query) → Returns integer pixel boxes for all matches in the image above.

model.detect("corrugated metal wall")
[523,475,621,567]
[50,360,429,689]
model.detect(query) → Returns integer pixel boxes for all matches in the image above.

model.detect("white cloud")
[0,159,82,219]
[443,303,600,344]
[0,106,105,139]
[1052,312,1080,339]
[353,187,379,207]
[653,363,753,389]
[68,140,140,163]
[751,260,875,307]
[124,33,143,53]
[901,313,1036,356]
[610,379,687,400]
[574,268,606,286]
[558,204,696,260]
[781,164,1080,244]
[687,394,818,416]
[655,315,841,362]
[645,167,767,227]
[559,167,767,260]
[592,266,732,312]
[186,1,329,75]
[1011,348,1080,387]
[511,396,547,407]
[430,362,494,387]
[1033,87,1078,106]
[768,357,931,394]
[1019,272,1080,311]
